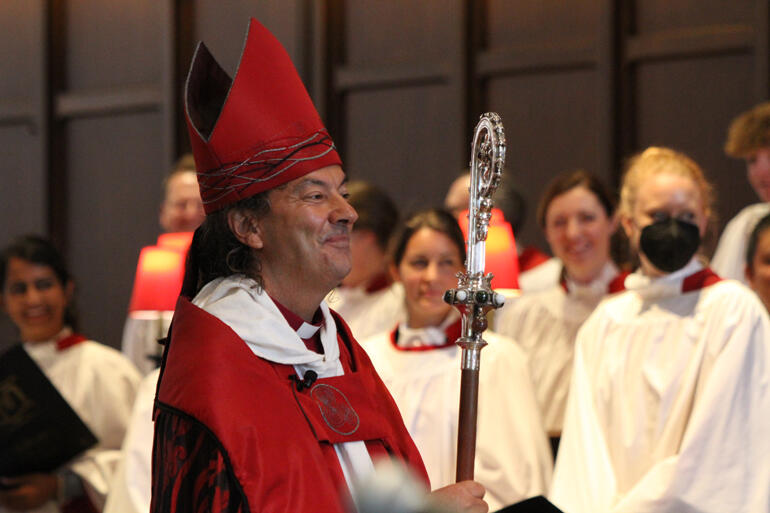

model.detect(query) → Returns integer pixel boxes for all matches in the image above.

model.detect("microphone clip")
[289,370,318,391]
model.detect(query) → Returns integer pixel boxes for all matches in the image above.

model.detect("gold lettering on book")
[0,376,36,427]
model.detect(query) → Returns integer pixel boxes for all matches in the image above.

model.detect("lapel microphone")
[289,370,318,391]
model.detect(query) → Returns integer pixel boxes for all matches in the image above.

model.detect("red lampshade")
[457,208,520,289]
[157,232,194,253]
[128,246,186,312]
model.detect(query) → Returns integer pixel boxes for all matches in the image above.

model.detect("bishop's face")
[256,165,358,297]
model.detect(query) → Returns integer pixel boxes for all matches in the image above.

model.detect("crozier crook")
[443,112,507,482]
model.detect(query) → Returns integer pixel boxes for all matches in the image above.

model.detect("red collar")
[608,271,630,293]
[364,273,391,294]
[518,246,551,272]
[681,268,722,293]
[559,270,630,294]
[56,333,88,351]
[389,319,462,352]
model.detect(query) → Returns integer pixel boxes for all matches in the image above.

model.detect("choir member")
[745,211,770,313]
[712,102,770,283]
[0,235,141,513]
[363,208,553,511]
[550,147,770,513]
[494,170,625,452]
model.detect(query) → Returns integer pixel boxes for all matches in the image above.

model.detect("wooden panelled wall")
[1,0,767,349]
[324,0,769,247]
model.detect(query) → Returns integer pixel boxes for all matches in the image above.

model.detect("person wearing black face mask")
[638,215,701,273]
[549,147,770,513]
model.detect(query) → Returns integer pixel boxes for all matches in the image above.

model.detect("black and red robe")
[150,297,427,513]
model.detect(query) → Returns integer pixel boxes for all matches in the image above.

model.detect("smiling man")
[150,18,488,513]
[712,102,770,283]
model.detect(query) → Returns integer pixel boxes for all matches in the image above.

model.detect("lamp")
[457,208,520,289]
[129,246,186,312]
[156,231,194,253]
[125,245,187,372]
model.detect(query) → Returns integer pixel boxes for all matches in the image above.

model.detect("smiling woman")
[0,235,141,513]
[1,242,74,343]
[361,208,553,510]
[495,170,625,450]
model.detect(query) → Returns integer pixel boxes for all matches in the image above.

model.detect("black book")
[495,496,564,513]
[0,344,98,477]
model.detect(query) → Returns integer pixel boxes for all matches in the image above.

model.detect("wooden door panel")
[488,70,602,250]
[344,85,464,212]
[66,113,163,346]
[635,54,757,228]
[67,0,165,89]
[635,0,753,34]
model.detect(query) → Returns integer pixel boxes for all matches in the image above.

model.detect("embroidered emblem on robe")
[311,384,360,435]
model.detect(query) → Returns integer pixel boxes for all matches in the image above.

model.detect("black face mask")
[639,218,700,273]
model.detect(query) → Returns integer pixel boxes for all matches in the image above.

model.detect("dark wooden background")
[1,0,767,349]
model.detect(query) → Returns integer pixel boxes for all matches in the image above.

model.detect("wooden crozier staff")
[444,112,507,482]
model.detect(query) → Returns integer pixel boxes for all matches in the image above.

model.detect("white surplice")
[119,312,172,376]
[550,260,770,513]
[325,282,405,341]
[362,318,553,511]
[494,263,620,435]
[103,368,159,513]
[10,335,141,513]
[518,257,562,293]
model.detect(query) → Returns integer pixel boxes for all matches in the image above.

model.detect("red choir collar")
[560,270,630,294]
[609,271,631,293]
[681,268,722,293]
[56,333,88,351]
[364,273,392,294]
[519,246,551,272]
[389,318,462,352]
[624,263,723,297]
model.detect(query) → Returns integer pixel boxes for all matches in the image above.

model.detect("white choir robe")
[362,321,553,511]
[711,202,770,285]
[326,282,405,341]
[119,312,172,376]
[550,261,770,513]
[494,263,621,436]
[103,368,159,513]
[518,257,562,293]
[12,335,142,513]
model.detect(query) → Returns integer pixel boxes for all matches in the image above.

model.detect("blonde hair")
[724,102,770,158]
[619,147,715,226]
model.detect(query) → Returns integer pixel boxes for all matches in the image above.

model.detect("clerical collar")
[270,296,324,340]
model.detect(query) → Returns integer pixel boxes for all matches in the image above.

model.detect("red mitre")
[184,18,342,214]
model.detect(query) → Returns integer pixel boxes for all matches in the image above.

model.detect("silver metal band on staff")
[444,112,507,482]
